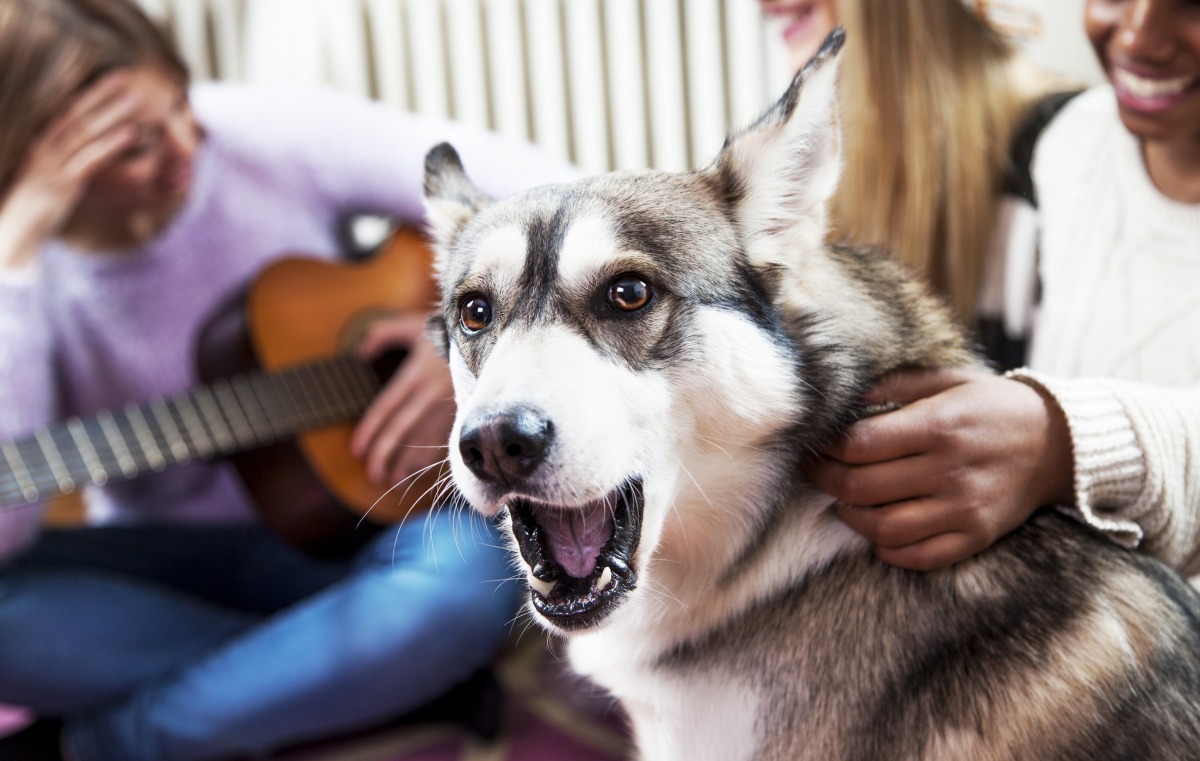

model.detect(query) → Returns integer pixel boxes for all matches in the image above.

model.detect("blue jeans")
[0,509,519,761]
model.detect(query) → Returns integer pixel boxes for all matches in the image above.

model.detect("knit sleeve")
[1009,369,1200,575]
[0,268,53,562]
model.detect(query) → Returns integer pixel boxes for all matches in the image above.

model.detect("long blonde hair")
[0,0,187,202]
[829,0,1050,322]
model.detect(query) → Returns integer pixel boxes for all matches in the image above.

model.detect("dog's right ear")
[709,27,845,273]
[423,143,493,272]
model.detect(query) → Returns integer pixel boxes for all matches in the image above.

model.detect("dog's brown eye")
[608,276,651,312]
[460,295,492,332]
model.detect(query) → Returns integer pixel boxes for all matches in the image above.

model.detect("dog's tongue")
[537,503,614,579]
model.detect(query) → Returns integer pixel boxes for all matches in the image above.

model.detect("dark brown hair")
[0,0,188,199]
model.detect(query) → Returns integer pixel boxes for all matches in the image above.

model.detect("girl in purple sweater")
[0,1,578,759]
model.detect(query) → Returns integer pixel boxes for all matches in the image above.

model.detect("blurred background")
[133,0,1103,177]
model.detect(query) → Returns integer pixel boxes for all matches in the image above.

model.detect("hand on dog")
[351,313,455,489]
[805,368,1075,571]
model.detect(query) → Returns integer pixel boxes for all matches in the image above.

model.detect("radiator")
[136,0,792,174]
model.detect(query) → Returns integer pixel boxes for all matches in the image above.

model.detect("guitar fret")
[0,348,398,511]
[329,359,369,420]
[1,440,38,502]
[174,394,216,459]
[348,359,381,399]
[97,409,139,478]
[231,375,280,442]
[193,388,237,454]
[66,417,109,486]
[125,403,167,471]
[279,368,321,432]
[326,360,373,419]
[252,375,289,434]
[341,360,380,409]
[315,362,346,421]
[149,399,191,463]
[34,428,75,493]
[212,378,258,449]
[80,417,119,478]
[302,364,342,424]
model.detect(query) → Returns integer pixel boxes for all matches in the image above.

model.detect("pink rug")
[0,704,31,737]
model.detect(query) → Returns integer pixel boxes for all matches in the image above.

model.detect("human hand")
[0,71,139,267]
[804,368,1074,571]
[350,313,455,492]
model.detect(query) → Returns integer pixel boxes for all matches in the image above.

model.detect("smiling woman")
[1084,0,1200,202]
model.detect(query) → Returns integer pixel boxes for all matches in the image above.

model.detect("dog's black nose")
[459,407,554,485]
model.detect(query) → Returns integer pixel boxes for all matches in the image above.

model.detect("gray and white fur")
[422,29,1200,761]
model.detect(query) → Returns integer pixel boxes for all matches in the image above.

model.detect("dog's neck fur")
[567,237,974,661]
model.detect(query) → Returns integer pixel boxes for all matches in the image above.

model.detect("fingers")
[355,313,426,360]
[806,451,936,506]
[836,499,959,549]
[820,408,936,464]
[43,72,138,159]
[835,501,987,571]
[863,367,981,406]
[351,355,421,458]
[362,384,449,485]
[351,320,456,487]
[873,532,983,572]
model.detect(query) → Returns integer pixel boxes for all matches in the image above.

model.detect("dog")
[421,29,1200,761]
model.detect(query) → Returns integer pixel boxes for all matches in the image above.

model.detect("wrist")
[0,189,60,269]
[1006,371,1075,507]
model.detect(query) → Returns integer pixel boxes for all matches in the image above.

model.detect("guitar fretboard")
[0,354,387,508]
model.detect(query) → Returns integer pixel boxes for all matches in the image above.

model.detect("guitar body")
[196,229,441,557]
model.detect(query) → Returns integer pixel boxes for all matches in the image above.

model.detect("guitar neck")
[0,354,386,508]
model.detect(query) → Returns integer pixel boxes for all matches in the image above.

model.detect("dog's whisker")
[358,456,451,532]
[694,432,771,456]
[674,458,712,511]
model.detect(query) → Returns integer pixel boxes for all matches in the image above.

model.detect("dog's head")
[424,31,846,634]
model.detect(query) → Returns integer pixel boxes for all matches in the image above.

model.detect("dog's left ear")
[423,142,493,275]
[709,27,844,271]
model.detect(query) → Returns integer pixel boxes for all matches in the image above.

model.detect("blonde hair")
[0,0,187,201]
[829,0,1051,322]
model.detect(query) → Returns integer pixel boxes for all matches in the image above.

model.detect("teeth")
[596,566,613,593]
[529,576,556,598]
[1115,69,1195,100]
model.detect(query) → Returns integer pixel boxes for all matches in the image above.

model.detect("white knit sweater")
[1013,86,1200,576]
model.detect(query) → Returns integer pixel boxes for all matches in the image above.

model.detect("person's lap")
[0,509,520,761]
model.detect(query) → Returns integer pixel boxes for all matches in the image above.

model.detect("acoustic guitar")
[0,228,442,558]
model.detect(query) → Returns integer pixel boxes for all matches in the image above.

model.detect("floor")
[0,633,632,761]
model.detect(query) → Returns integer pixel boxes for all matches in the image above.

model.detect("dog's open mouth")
[508,479,643,631]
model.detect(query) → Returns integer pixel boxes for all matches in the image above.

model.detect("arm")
[0,275,55,563]
[1011,370,1200,576]
[0,72,138,560]
[809,367,1200,575]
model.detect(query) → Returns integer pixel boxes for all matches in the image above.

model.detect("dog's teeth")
[596,566,613,593]
[530,575,556,598]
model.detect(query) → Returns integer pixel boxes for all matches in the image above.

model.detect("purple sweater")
[0,83,578,553]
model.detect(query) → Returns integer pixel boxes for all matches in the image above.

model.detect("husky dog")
[422,30,1200,761]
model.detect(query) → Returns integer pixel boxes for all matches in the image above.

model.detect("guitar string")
[0,354,381,506]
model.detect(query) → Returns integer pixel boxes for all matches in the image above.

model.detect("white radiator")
[136,0,792,174]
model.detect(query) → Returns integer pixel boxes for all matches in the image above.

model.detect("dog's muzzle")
[509,479,643,631]
[457,405,644,630]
